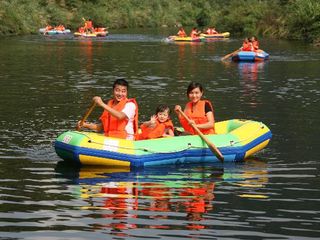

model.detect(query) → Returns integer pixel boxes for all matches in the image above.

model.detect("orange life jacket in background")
[137,119,174,140]
[99,98,138,139]
[242,41,253,51]
[179,100,215,135]
[252,40,259,51]
[177,29,187,37]
[85,21,93,29]
[206,28,218,34]
[190,30,198,38]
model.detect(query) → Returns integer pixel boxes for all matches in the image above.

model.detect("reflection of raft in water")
[55,119,272,167]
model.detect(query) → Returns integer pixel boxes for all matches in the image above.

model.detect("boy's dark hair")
[113,78,129,89]
[187,82,203,95]
[155,104,171,115]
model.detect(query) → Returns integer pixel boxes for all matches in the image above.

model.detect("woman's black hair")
[113,78,129,89]
[155,104,171,115]
[187,82,203,95]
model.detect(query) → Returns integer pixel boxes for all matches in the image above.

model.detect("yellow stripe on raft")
[245,139,270,158]
[79,132,135,155]
[79,154,131,167]
[231,121,270,146]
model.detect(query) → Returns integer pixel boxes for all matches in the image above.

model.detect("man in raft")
[77,78,139,140]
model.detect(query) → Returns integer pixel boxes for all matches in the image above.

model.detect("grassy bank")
[0,0,319,44]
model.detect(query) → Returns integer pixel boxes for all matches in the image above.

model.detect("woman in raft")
[174,82,215,135]
[137,104,174,140]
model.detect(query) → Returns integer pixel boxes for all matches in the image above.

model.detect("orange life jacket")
[206,28,218,34]
[137,119,174,140]
[190,30,198,38]
[242,41,253,51]
[177,29,187,37]
[252,40,259,51]
[85,21,93,29]
[99,98,138,139]
[179,100,215,135]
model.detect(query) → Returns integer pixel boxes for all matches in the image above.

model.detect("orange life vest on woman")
[137,119,174,140]
[99,98,138,139]
[179,100,215,135]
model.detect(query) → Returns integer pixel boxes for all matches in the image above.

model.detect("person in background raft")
[77,78,139,140]
[174,82,215,135]
[177,27,187,37]
[190,27,201,38]
[137,104,174,140]
[83,18,94,33]
[251,36,260,52]
[240,37,253,51]
[205,27,218,35]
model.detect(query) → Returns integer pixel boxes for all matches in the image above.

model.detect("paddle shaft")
[76,102,96,130]
[221,49,239,61]
[177,109,224,162]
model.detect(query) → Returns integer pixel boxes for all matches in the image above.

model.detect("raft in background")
[166,36,205,42]
[232,50,269,62]
[74,29,108,38]
[54,119,272,167]
[200,32,230,39]
[39,28,71,35]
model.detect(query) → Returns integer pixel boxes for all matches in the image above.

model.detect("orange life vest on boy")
[99,98,138,139]
[138,119,174,140]
[179,100,215,135]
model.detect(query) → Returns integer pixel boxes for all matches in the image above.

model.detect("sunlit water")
[0,28,319,239]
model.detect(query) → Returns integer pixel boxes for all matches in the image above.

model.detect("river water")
[0,28,319,239]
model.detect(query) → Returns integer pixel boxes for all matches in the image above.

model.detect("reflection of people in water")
[100,182,138,230]
[180,182,215,230]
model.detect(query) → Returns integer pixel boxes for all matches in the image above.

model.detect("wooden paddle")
[76,101,96,130]
[221,49,239,61]
[177,109,224,162]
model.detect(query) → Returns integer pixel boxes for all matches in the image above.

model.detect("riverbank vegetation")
[0,0,319,44]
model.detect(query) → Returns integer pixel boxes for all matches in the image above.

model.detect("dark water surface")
[0,29,319,239]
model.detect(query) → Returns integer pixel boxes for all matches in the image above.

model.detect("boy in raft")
[77,78,138,140]
[137,104,174,140]
[174,82,215,135]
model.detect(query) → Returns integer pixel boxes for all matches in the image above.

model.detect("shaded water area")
[0,28,319,239]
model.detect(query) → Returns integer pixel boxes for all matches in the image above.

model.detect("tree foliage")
[0,0,319,43]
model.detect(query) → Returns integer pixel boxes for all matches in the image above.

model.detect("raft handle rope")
[75,132,202,154]
[75,122,267,153]
[226,123,266,147]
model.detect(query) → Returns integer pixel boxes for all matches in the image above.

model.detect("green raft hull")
[54,119,272,167]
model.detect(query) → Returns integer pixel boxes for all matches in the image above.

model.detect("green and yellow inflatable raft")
[54,119,272,167]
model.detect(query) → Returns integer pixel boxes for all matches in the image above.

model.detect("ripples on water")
[0,32,320,239]
[1,159,319,239]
